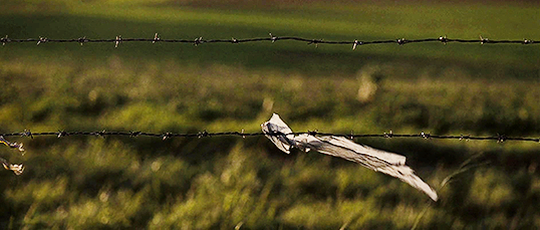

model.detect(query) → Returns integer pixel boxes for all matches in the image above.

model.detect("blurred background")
[1,0,539,229]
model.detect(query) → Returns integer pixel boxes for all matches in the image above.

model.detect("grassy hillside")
[1,0,539,229]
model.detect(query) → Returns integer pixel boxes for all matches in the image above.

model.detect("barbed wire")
[1,129,537,175]
[1,34,537,48]
[0,130,539,143]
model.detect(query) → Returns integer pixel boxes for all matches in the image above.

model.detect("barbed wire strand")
[0,130,538,143]
[1,34,537,48]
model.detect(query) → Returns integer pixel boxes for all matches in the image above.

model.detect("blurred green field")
[1,0,540,229]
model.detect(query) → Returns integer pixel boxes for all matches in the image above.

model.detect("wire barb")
[197,130,209,138]
[162,132,172,140]
[37,36,47,46]
[78,37,88,46]
[269,33,277,43]
[22,129,33,139]
[153,33,160,44]
[57,130,69,138]
[193,37,203,46]
[93,130,107,138]
[497,134,507,143]
[308,39,322,48]
[115,35,122,48]
[352,40,361,50]
[522,39,533,44]
[479,35,489,45]
[2,35,8,46]
[130,131,141,137]
[438,35,448,44]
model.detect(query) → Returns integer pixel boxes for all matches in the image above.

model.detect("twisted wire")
[1,34,536,48]
[0,130,538,143]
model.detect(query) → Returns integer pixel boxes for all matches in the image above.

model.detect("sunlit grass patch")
[468,169,513,208]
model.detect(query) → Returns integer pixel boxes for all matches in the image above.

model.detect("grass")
[1,0,539,229]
